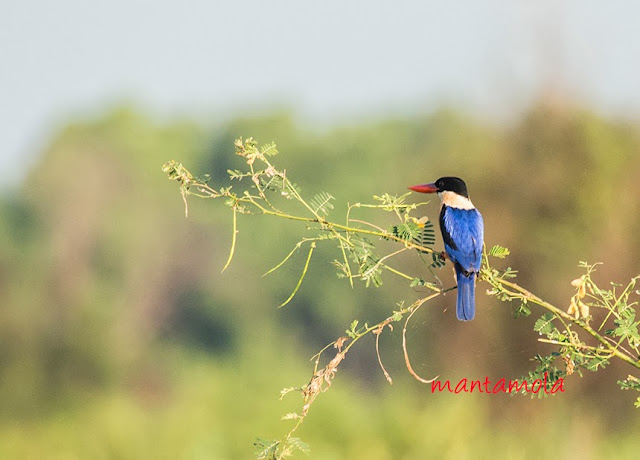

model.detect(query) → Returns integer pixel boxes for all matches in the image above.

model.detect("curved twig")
[402,294,440,384]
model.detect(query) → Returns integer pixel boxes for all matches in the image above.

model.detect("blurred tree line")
[1,103,639,458]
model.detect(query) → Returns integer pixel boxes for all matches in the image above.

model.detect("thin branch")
[492,277,640,370]
[374,324,393,384]
[402,293,440,384]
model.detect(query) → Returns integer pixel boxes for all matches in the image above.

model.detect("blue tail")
[455,266,476,321]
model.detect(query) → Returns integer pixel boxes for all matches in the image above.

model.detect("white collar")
[439,191,475,210]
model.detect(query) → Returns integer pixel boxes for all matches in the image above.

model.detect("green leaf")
[389,221,421,241]
[286,437,311,455]
[414,220,436,250]
[254,438,279,459]
[512,354,566,399]
[612,311,640,345]
[162,160,194,184]
[500,267,518,279]
[489,245,510,258]
[196,173,211,184]
[430,252,446,268]
[228,169,249,180]
[586,356,609,371]
[534,313,555,335]
[350,237,383,287]
[281,181,302,200]
[410,278,426,287]
[618,375,640,391]
[346,320,359,338]
[310,191,335,216]
[260,141,279,156]
[514,303,531,319]
[373,192,409,211]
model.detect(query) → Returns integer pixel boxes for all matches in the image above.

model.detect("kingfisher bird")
[409,177,484,321]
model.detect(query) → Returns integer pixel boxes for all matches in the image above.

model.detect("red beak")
[408,183,438,194]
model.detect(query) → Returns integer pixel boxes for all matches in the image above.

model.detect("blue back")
[440,207,484,273]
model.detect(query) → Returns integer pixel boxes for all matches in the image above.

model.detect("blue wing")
[440,206,484,273]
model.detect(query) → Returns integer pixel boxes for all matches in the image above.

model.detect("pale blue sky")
[1,1,639,187]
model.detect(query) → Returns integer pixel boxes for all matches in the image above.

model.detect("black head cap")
[434,177,469,198]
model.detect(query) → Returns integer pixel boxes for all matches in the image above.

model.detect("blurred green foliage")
[1,103,640,458]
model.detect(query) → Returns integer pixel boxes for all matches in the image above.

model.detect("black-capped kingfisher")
[409,177,484,321]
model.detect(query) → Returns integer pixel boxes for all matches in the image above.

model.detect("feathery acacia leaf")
[350,237,383,287]
[260,141,279,157]
[254,438,279,459]
[534,313,556,335]
[310,191,335,216]
[430,252,446,268]
[414,220,436,250]
[389,221,421,241]
[489,245,510,258]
